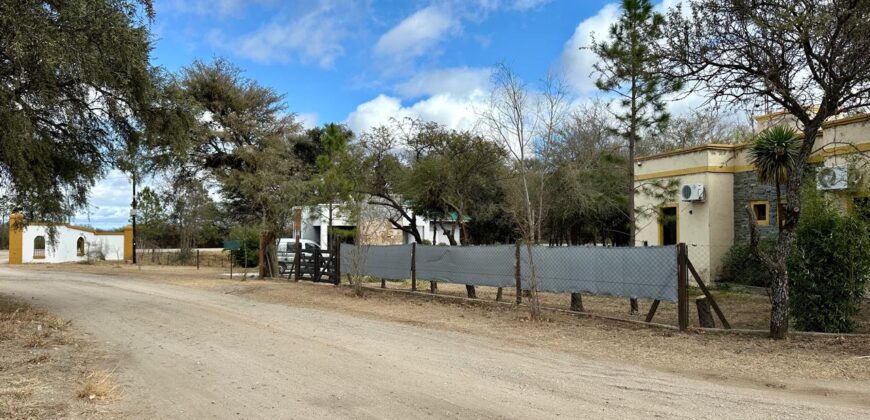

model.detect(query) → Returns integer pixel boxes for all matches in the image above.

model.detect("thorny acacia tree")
[358,120,434,244]
[663,0,870,338]
[181,59,305,278]
[0,0,187,224]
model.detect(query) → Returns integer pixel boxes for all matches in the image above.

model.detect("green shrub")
[719,238,776,287]
[789,190,870,333]
[228,225,260,268]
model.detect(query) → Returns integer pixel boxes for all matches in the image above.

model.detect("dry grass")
[77,370,119,402]
[0,294,121,418]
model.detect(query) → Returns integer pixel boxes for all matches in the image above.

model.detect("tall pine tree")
[592,0,682,248]
[592,0,681,314]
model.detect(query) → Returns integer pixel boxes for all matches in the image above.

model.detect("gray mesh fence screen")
[520,245,678,302]
[340,243,678,302]
[415,245,516,288]
[341,244,411,280]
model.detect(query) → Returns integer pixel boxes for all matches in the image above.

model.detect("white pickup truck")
[275,238,326,274]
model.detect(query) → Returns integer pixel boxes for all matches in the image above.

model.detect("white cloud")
[394,67,492,99]
[160,0,271,18]
[72,170,135,229]
[345,90,487,135]
[209,1,362,68]
[557,3,619,95]
[374,6,459,65]
[297,112,319,129]
[509,0,552,11]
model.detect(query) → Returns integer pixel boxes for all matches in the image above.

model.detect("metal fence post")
[677,243,689,331]
[515,242,522,304]
[411,243,417,292]
[333,239,341,286]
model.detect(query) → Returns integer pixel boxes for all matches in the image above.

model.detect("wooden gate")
[287,243,338,284]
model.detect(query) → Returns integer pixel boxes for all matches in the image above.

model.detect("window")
[33,236,46,259]
[76,237,85,256]
[750,200,769,225]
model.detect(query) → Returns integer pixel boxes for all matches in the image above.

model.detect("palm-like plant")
[749,125,802,231]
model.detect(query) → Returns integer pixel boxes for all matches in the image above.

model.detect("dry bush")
[77,370,119,402]
[27,354,50,364]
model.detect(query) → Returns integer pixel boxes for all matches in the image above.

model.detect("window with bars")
[33,236,46,259]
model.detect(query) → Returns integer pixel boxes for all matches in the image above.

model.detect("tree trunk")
[465,285,477,299]
[259,230,278,278]
[768,123,820,339]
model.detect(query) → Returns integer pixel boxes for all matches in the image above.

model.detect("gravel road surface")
[0,266,866,419]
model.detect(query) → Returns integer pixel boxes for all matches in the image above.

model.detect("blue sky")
[75,0,694,229]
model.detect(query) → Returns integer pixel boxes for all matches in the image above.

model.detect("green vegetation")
[719,240,776,288]
[789,188,870,333]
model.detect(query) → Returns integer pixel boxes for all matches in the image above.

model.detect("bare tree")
[663,0,870,338]
[478,63,544,320]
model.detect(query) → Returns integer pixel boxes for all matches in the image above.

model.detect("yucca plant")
[749,126,802,231]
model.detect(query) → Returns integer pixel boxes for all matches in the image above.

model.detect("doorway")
[659,206,678,245]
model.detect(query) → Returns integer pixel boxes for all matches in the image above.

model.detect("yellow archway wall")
[124,225,133,261]
[8,213,23,264]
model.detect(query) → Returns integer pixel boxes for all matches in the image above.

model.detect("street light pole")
[131,174,137,264]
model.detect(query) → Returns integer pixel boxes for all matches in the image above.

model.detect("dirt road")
[1,266,867,419]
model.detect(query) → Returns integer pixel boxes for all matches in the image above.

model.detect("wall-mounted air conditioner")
[816,166,850,190]
[680,184,705,202]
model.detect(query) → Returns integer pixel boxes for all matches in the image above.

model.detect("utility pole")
[131,173,138,264]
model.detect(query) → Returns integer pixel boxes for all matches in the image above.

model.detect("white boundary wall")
[21,225,125,263]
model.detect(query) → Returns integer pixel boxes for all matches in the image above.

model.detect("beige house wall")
[634,112,870,284]
[635,170,734,283]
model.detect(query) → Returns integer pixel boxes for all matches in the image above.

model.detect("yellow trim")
[750,201,770,226]
[8,213,23,265]
[634,111,870,167]
[822,113,870,129]
[658,204,679,245]
[635,142,870,180]
[753,106,820,122]
[807,141,870,163]
[636,144,745,162]
[124,225,133,261]
[635,165,748,181]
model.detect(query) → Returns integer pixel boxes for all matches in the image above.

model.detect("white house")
[294,203,461,247]
[8,213,132,264]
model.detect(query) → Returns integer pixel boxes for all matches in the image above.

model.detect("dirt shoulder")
[25,263,870,400]
[0,294,122,419]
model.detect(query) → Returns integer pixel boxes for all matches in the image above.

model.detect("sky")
[74,0,697,229]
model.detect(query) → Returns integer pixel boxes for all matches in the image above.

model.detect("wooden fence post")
[515,242,522,304]
[696,296,715,328]
[677,243,689,332]
[687,259,731,329]
[294,241,301,282]
[196,249,200,270]
[570,293,584,312]
[314,248,321,282]
[411,243,417,292]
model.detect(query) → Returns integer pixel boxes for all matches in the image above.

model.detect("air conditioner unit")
[680,184,705,202]
[816,166,850,190]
